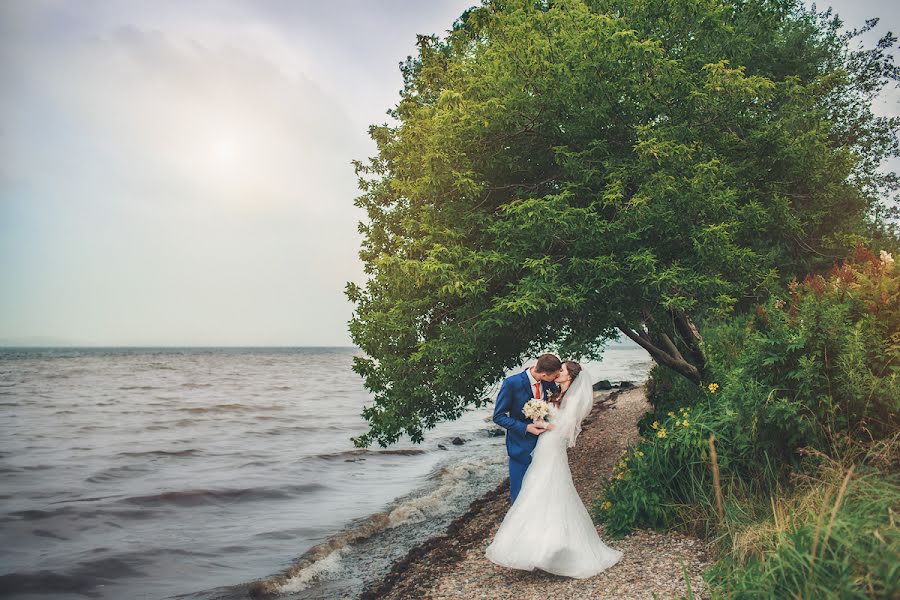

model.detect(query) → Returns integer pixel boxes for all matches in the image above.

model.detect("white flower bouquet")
[523,398,550,424]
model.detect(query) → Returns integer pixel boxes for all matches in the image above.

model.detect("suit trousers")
[508,454,533,504]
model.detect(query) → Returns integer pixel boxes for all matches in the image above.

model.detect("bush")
[741,244,899,446]
[595,245,899,538]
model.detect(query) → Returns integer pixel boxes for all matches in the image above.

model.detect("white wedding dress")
[485,368,623,578]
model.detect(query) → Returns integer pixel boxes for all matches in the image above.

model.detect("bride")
[485,361,623,578]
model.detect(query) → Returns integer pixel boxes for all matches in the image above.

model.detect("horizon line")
[0,344,362,349]
[0,341,640,349]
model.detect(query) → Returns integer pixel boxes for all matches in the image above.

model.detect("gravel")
[361,385,712,600]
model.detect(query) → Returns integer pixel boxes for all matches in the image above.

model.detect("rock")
[618,380,635,388]
[487,427,505,437]
[593,380,613,391]
[438,444,448,450]
[451,437,465,446]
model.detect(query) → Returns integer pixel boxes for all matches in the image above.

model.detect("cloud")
[5,19,360,213]
[0,4,371,345]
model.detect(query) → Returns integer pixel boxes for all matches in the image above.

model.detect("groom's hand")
[526,423,548,435]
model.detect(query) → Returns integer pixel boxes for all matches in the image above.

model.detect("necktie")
[534,382,541,399]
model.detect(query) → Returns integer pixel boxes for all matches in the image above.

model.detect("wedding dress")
[485,367,623,578]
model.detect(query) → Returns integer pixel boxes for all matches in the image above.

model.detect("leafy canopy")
[347,0,899,447]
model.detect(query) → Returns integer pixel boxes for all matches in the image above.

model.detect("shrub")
[595,245,899,538]
[744,244,899,445]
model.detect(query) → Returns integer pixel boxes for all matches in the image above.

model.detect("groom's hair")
[534,354,562,373]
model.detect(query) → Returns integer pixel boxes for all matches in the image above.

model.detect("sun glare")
[211,136,240,165]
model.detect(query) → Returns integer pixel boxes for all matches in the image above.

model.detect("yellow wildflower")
[637,451,644,457]
[683,419,689,426]
[708,383,719,393]
[667,411,675,417]
[676,420,682,426]
[657,428,667,439]
[601,501,612,510]
[651,420,660,430]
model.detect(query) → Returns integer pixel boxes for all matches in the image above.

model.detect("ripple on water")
[116,483,329,508]
[85,464,154,484]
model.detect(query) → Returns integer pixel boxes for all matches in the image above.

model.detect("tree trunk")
[671,308,706,373]
[617,316,706,386]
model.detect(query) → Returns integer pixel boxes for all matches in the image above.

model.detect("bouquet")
[523,398,550,425]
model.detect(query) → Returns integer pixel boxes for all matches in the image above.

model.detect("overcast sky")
[1,0,897,347]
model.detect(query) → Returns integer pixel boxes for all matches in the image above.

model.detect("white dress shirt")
[526,367,543,400]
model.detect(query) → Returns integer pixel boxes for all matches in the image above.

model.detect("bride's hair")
[548,361,582,407]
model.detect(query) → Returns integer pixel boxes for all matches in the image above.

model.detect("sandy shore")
[360,385,712,600]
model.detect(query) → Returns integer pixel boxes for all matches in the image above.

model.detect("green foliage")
[596,246,899,596]
[597,246,899,535]
[597,379,735,537]
[741,244,900,446]
[705,454,900,599]
[348,0,899,446]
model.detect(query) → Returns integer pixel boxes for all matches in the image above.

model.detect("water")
[0,346,653,599]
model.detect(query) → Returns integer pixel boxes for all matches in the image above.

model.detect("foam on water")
[260,449,508,597]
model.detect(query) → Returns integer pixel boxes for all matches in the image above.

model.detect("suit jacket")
[492,369,560,462]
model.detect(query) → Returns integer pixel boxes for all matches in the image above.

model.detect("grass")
[703,441,899,599]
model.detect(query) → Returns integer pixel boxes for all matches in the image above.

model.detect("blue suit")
[492,370,559,503]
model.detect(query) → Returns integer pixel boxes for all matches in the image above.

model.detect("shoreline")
[360,384,712,600]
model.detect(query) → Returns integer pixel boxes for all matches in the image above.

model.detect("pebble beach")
[361,385,713,600]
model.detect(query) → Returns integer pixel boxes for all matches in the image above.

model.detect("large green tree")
[346,0,898,446]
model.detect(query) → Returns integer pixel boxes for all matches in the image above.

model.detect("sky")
[0,0,897,347]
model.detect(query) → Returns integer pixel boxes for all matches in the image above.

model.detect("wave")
[141,418,198,428]
[116,448,201,458]
[32,528,68,540]
[7,504,162,522]
[116,483,328,508]
[0,555,149,597]
[8,506,78,521]
[86,464,154,483]
[309,448,426,462]
[248,452,503,597]
[78,424,117,432]
[176,403,284,413]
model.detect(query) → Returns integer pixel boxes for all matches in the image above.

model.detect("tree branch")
[618,322,702,384]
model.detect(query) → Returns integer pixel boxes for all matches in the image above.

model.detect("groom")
[492,354,562,503]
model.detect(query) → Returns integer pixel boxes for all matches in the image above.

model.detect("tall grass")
[704,443,898,599]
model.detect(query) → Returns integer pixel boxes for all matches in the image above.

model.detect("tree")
[346,0,899,447]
